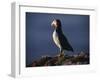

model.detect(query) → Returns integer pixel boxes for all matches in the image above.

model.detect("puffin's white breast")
[53,30,61,49]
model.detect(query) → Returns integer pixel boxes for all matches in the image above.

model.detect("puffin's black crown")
[55,19,62,27]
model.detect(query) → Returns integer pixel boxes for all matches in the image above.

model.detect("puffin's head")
[51,19,61,28]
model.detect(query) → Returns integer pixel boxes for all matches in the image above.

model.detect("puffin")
[51,19,73,56]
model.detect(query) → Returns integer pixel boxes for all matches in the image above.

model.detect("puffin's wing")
[58,33,74,51]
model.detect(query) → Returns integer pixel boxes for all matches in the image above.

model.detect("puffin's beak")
[51,22,53,26]
[51,20,57,28]
[51,23,54,27]
[51,21,54,27]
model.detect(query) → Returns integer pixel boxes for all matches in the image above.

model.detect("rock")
[29,52,89,67]
[32,61,37,67]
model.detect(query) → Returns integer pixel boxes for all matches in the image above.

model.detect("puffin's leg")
[60,48,64,57]
[57,49,65,65]
[60,48,62,54]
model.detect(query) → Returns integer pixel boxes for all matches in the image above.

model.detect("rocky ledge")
[26,51,89,67]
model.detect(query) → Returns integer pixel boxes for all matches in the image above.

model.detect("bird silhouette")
[51,19,73,56]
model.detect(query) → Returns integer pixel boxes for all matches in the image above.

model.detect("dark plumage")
[51,19,73,55]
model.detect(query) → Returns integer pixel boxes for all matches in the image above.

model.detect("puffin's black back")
[55,19,73,52]
[56,28,73,52]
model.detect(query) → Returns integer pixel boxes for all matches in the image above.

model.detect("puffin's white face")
[51,20,58,28]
